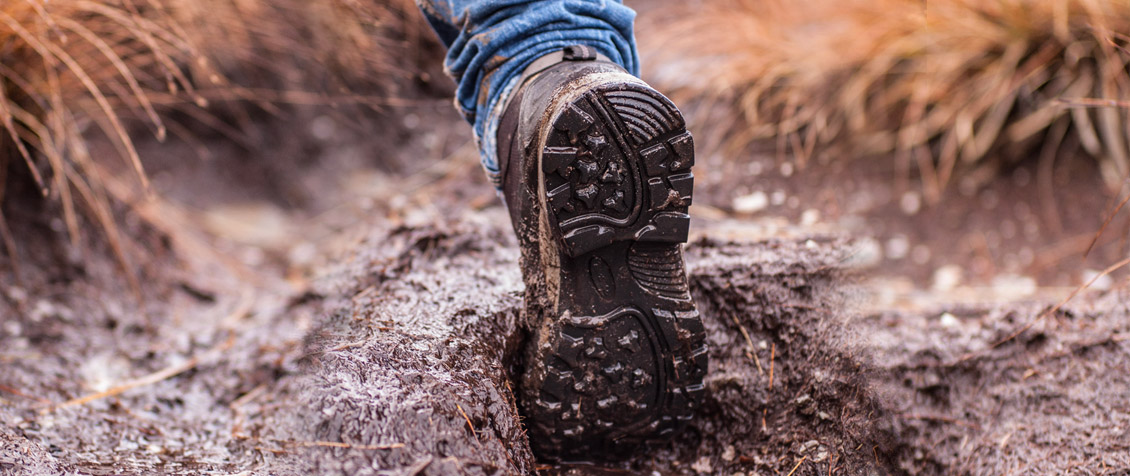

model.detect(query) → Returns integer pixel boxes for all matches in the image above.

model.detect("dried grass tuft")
[0,0,429,278]
[0,0,195,287]
[643,0,1130,199]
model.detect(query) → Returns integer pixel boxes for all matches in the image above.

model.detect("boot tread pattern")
[542,85,695,258]
[526,81,708,460]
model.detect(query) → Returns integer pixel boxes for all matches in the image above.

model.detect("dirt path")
[5,196,1128,475]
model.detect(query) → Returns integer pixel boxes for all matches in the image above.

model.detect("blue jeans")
[415,0,640,188]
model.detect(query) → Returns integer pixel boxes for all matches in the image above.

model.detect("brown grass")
[0,0,429,278]
[0,0,195,287]
[642,0,1130,200]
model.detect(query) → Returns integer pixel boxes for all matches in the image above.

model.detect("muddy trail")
[3,15,1130,475]
[4,194,1129,475]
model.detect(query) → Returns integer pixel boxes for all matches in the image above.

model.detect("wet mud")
[249,222,892,475]
[259,223,534,475]
[875,290,1130,473]
[4,210,1130,475]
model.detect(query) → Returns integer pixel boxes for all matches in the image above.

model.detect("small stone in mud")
[886,234,910,260]
[691,456,713,474]
[795,393,817,415]
[1082,268,1114,291]
[932,265,963,292]
[732,191,768,213]
[845,238,881,268]
[812,369,827,383]
[6,286,28,303]
[722,444,736,462]
[800,209,820,226]
[811,445,829,463]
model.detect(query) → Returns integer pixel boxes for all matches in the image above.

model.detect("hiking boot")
[496,46,708,461]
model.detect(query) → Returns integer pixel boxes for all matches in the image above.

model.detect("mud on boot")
[496,46,708,461]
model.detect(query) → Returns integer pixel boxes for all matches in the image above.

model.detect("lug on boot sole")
[527,81,708,460]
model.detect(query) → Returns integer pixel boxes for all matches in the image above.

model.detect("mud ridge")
[253,221,898,475]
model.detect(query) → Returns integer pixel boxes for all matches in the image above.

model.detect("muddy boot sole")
[524,79,708,460]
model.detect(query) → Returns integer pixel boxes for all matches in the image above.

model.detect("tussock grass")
[643,0,1130,200]
[0,0,194,285]
[0,0,428,279]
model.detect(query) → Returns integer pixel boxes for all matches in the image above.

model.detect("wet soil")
[6,201,1127,475]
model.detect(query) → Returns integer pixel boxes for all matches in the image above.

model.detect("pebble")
[932,265,963,292]
[30,301,54,323]
[992,275,1037,299]
[3,320,20,336]
[310,115,336,140]
[732,191,769,213]
[800,209,820,226]
[780,162,795,177]
[939,312,959,328]
[846,238,882,269]
[7,286,27,303]
[886,235,910,260]
[812,446,829,463]
[691,456,713,474]
[722,444,736,462]
[812,369,827,383]
[288,242,318,267]
[1082,269,1114,291]
[402,113,420,129]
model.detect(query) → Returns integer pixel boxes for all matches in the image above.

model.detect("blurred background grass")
[643,0,1130,202]
[1,0,1129,276]
[0,0,437,279]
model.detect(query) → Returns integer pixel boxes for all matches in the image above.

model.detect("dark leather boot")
[496,45,707,461]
